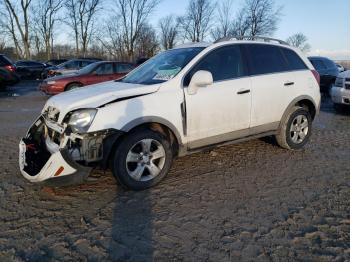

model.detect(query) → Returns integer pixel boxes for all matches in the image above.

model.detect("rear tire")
[112,129,173,190]
[275,106,312,150]
[334,103,345,113]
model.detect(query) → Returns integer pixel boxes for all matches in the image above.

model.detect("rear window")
[246,44,288,75]
[116,63,134,73]
[323,59,337,69]
[0,55,13,66]
[281,48,308,71]
[309,59,326,70]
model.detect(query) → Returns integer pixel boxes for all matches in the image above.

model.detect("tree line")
[0,0,311,62]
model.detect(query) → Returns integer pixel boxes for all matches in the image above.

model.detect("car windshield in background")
[121,47,205,85]
[77,62,98,75]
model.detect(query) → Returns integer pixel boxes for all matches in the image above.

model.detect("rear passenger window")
[282,48,307,71]
[184,45,246,85]
[246,44,288,75]
[117,64,134,73]
[323,59,336,69]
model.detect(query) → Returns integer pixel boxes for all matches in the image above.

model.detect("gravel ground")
[0,81,349,261]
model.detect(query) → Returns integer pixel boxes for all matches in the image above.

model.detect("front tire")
[275,106,312,150]
[112,129,173,190]
[65,83,83,91]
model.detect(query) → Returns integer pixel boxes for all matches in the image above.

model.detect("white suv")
[19,37,321,190]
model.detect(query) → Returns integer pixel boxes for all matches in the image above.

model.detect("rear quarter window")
[281,48,308,71]
[245,44,288,75]
[309,59,326,70]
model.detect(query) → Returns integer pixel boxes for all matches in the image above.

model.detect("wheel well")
[65,82,83,91]
[105,122,180,169]
[295,99,316,120]
[128,122,180,156]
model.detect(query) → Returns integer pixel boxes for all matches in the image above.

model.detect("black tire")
[275,106,312,150]
[112,129,173,190]
[333,103,345,113]
[65,83,83,91]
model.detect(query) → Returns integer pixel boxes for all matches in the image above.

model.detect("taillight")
[5,65,15,72]
[311,70,320,86]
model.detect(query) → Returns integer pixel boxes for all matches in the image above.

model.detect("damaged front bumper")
[19,116,122,186]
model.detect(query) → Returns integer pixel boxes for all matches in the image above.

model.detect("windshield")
[122,47,205,85]
[77,62,99,75]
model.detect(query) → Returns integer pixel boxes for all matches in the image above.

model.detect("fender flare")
[121,116,183,145]
[279,95,318,130]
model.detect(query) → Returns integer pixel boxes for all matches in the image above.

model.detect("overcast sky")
[149,0,350,60]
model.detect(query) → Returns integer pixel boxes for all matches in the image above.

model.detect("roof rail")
[214,36,289,46]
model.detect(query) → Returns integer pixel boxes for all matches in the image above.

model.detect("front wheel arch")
[65,82,83,91]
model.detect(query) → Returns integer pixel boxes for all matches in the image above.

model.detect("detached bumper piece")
[19,117,92,186]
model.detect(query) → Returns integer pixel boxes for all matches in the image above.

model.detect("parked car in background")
[308,56,339,93]
[21,37,321,190]
[43,59,100,78]
[15,60,50,80]
[39,61,134,94]
[0,54,16,73]
[331,70,350,112]
[0,67,20,90]
[45,59,68,66]
[336,63,345,73]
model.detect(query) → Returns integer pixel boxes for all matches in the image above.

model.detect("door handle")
[284,82,294,86]
[237,89,250,95]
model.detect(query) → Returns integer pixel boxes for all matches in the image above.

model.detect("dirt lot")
[0,81,349,261]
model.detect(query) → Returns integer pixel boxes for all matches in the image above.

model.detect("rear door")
[244,44,295,129]
[184,44,251,147]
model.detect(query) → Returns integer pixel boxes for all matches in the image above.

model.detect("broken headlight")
[68,109,97,133]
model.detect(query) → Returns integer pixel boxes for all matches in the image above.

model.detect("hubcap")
[126,139,166,181]
[290,115,309,144]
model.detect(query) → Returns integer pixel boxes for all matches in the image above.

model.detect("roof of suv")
[174,36,291,50]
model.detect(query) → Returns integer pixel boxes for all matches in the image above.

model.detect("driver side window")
[184,45,246,86]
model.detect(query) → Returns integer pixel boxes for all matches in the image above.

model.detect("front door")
[184,45,251,148]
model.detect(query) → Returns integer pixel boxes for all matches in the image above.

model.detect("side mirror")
[187,70,213,95]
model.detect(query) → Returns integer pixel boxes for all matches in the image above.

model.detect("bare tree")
[210,0,234,41]
[98,16,128,60]
[2,0,33,59]
[0,4,23,58]
[159,15,179,50]
[286,33,311,52]
[231,8,251,38]
[33,0,64,60]
[113,0,161,61]
[65,0,102,57]
[241,0,282,37]
[135,23,159,58]
[178,0,215,42]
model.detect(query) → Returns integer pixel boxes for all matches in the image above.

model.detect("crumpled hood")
[43,81,160,123]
